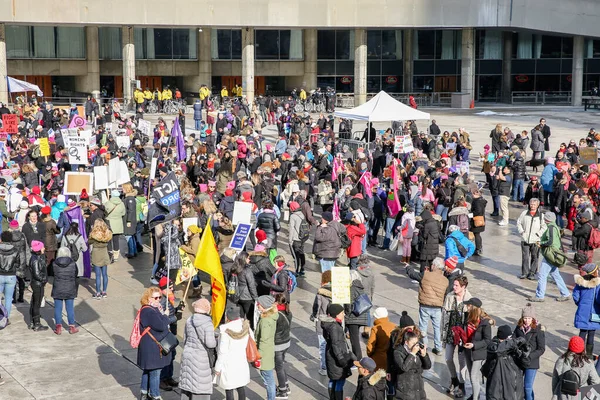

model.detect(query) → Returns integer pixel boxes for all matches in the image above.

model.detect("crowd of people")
[2,92,600,400]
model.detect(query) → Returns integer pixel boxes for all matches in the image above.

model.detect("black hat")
[464,298,483,308]
[497,325,512,340]
[159,166,168,174]
[327,303,344,317]
[399,311,415,328]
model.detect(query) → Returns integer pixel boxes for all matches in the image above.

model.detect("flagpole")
[182,270,194,300]
[164,224,171,316]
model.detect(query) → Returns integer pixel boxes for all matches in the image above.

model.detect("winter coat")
[42,217,60,251]
[353,369,387,400]
[512,154,527,180]
[530,129,545,152]
[288,210,304,244]
[60,234,88,276]
[51,256,78,299]
[516,209,547,244]
[103,197,126,234]
[551,354,600,399]
[123,193,138,236]
[442,290,472,344]
[136,305,172,370]
[541,164,558,193]
[219,196,235,220]
[467,317,494,361]
[406,267,448,308]
[367,316,396,370]
[357,266,375,299]
[513,323,546,370]
[22,221,46,246]
[573,219,598,252]
[179,313,217,395]
[444,230,475,264]
[256,305,278,371]
[392,344,432,399]
[345,279,368,326]
[250,251,275,296]
[29,253,47,286]
[11,231,27,276]
[484,337,525,400]
[0,242,21,276]
[180,233,200,264]
[573,275,600,330]
[470,197,487,233]
[313,221,344,260]
[321,316,354,380]
[312,285,332,335]
[238,265,258,302]
[274,309,292,348]
[256,210,280,248]
[193,102,202,120]
[346,223,366,258]
[215,319,253,390]
[490,129,504,153]
[418,210,440,261]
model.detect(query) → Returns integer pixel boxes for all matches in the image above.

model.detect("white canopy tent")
[7,76,43,96]
[334,90,430,121]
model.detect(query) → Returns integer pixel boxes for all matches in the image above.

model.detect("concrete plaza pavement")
[1,106,599,399]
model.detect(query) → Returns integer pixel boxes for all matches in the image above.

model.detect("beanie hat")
[583,209,594,221]
[327,303,345,317]
[399,311,415,328]
[41,206,51,215]
[19,200,28,210]
[226,306,241,321]
[445,256,459,270]
[80,188,89,200]
[255,229,267,244]
[225,189,233,197]
[322,211,334,222]
[31,240,44,253]
[497,325,512,340]
[254,244,266,252]
[582,263,598,275]
[257,295,274,310]
[158,276,170,289]
[193,298,211,314]
[32,186,41,195]
[241,192,252,202]
[111,190,120,198]
[521,303,536,319]
[9,220,19,229]
[373,307,388,320]
[544,211,556,223]
[569,336,586,354]
[99,148,107,155]
[289,201,300,212]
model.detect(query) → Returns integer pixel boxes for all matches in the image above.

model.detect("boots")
[587,343,594,358]
[334,391,344,400]
[188,287,202,299]
[455,382,465,398]
[446,377,458,394]
[54,324,62,335]
[32,323,49,332]
[69,325,79,334]
[328,388,335,400]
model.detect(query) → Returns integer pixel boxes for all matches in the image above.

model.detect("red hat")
[255,229,267,244]
[289,201,300,212]
[445,256,458,270]
[41,206,51,215]
[80,188,89,200]
[32,186,41,195]
[225,189,233,197]
[158,276,170,289]
[276,261,286,268]
[241,192,252,202]
[568,336,585,354]
[282,152,291,160]
[205,129,212,135]
[99,148,107,155]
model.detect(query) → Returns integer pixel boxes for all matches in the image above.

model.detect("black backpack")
[359,205,372,222]
[298,219,310,243]
[226,273,240,304]
[560,367,580,396]
[66,235,81,262]
[339,231,352,249]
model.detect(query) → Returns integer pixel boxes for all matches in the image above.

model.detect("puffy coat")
[89,227,112,267]
[123,193,138,236]
[516,209,547,244]
[311,285,332,335]
[321,316,354,380]
[103,197,126,234]
[512,323,546,370]
[11,231,27,276]
[573,219,598,252]
[60,234,88,277]
[0,242,22,276]
[219,196,235,220]
[136,305,172,370]
[256,305,278,371]
[418,210,440,261]
[179,312,217,396]
[250,251,275,296]
[467,317,494,361]
[51,256,78,299]
[366,316,396,370]
[237,265,258,302]
[346,223,366,258]
[512,154,527,180]
[313,221,344,260]
[484,337,525,400]
[193,102,202,120]
[573,275,600,330]
[353,369,387,400]
[530,129,545,152]
[392,344,432,399]
[444,230,475,264]
[256,210,280,248]
[470,197,487,234]
[215,318,252,390]
[345,279,368,326]
[552,354,600,399]
[540,164,557,193]
[407,266,448,308]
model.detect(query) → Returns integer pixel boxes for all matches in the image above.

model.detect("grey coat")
[60,234,88,276]
[179,313,217,395]
[288,210,304,244]
[530,129,545,152]
[552,354,600,400]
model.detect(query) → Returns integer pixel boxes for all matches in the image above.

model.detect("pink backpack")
[130,306,151,348]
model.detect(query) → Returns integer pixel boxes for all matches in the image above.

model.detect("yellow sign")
[175,248,197,285]
[39,138,50,157]
[331,267,351,304]
[580,147,597,166]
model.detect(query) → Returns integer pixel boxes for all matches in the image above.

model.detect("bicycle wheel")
[317,103,325,113]
[294,103,304,113]
[148,103,158,114]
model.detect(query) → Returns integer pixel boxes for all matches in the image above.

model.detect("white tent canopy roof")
[334,91,430,122]
[7,76,43,96]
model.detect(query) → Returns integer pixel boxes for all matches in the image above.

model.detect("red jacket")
[346,223,366,258]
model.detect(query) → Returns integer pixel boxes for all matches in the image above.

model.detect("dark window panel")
[414,60,435,75]
[317,61,336,75]
[477,75,502,101]
[279,30,291,59]
[587,59,600,74]
[336,60,354,75]
[535,75,560,91]
[255,30,279,60]
[381,60,403,75]
[231,30,242,59]
[478,60,502,75]
[317,76,336,89]
[336,76,354,93]
[367,61,381,75]
[417,30,435,60]
[335,30,351,60]
[381,30,399,60]
[540,35,562,59]
[562,37,573,58]
[367,30,382,59]
[536,59,561,74]
[217,30,232,59]
[413,76,434,92]
[317,30,335,60]
[434,60,458,75]
[434,31,443,60]
[154,29,173,59]
[561,59,572,74]
[512,59,536,74]
[512,74,535,91]
[382,75,402,92]
[172,29,190,59]
[367,76,381,92]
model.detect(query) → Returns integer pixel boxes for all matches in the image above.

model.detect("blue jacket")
[540,164,557,193]
[193,102,202,120]
[573,274,600,330]
[445,230,475,264]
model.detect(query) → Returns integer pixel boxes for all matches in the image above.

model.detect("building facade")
[0,0,599,106]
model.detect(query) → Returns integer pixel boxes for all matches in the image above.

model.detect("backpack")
[227,272,240,304]
[451,236,468,258]
[588,222,600,249]
[298,219,310,243]
[359,205,372,222]
[66,235,81,262]
[441,187,453,207]
[559,366,580,396]
[339,230,352,249]
[129,306,150,348]
[272,269,297,294]
[456,214,470,233]
[31,144,41,159]
[0,302,7,329]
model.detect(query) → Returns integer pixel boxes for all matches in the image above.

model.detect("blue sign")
[229,223,252,251]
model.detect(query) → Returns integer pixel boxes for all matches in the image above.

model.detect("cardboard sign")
[229,223,252,251]
[116,160,131,185]
[64,136,88,165]
[79,130,92,144]
[394,135,414,153]
[39,138,50,157]
[149,157,158,180]
[580,147,597,165]
[116,135,131,149]
[108,157,119,183]
[2,114,18,134]
[138,119,151,136]
[232,201,253,226]
[331,267,351,304]
[63,172,94,195]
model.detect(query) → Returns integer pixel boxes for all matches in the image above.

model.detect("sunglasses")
[152,295,161,300]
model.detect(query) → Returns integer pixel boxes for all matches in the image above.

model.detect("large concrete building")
[0,0,599,106]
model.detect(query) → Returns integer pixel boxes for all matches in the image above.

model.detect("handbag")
[473,215,485,227]
[148,330,179,356]
[191,317,217,369]
[352,293,373,316]
[246,335,261,363]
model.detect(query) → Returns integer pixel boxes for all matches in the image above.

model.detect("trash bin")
[451,92,471,109]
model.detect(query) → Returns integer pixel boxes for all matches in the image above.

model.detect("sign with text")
[138,119,151,136]
[580,147,597,165]
[331,267,351,304]
[64,136,88,165]
[394,135,414,154]
[116,135,131,149]
[229,223,252,251]
[39,138,50,157]
[232,201,253,226]
[2,114,18,134]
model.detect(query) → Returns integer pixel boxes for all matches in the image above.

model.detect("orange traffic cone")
[469,99,475,109]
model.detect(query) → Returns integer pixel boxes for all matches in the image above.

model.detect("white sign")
[331,267,351,304]
[116,160,131,185]
[94,165,111,190]
[64,136,88,165]
[108,157,119,184]
[138,119,152,137]
[79,130,92,145]
[116,135,131,149]
[104,122,112,133]
[232,201,253,226]
[149,157,158,180]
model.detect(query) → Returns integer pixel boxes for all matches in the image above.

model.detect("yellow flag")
[175,248,197,285]
[194,219,226,327]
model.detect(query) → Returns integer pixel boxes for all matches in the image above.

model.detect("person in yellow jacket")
[143,88,152,111]
[153,88,162,112]
[220,86,228,101]
[236,85,243,97]
[162,87,172,101]
[134,88,145,105]
[299,87,307,101]
[199,85,211,107]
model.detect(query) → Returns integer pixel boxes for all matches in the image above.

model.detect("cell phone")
[418,342,425,350]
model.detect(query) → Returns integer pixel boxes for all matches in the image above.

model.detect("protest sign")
[104,122,112,133]
[393,135,414,153]
[64,172,94,195]
[94,165,112,190]
[138,119,151,136]
[229,223,252,251]
[2,114,18,134]
[0,132,7,141]
[331,267,351,304]
[116,160,130,185]
[64,136,88,164]
[116,135,131,149]
[147,172,181,229]
[232,201,253,226]
[580,147,597,165]
[39,138,50,157]
[175,248,197,285]
[108,157,119,183]
[79,130,92,144]
[456,161,470,175]
[149,157,158,180]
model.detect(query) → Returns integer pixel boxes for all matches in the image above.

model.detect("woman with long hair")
[513,303,545,400]
[573,263,600,357]
[461,298,493,400]
[89,219,113,299]
[273,293,293,398]
[552,336,600,398]
[391,329,432,399]
[60,222,88,277]
[234,251,258,325]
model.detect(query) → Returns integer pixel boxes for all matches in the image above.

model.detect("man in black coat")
[429,120,441,136]
[539,118,551,156]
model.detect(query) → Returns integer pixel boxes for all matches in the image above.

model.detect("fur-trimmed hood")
[574,275,600,289]
[368,369,387,386]
[260,305,278,319]
[225,319,250,339]
[318,287,332,298]
[448,206,469,217]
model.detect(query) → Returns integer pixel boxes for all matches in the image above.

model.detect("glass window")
[413,76,434,92]
[367,76,381,92]
[172,29,196,60]
[540,36,562,58]
[368,31,382,59]
[336,76,354,93]
[6,25,31,58]
[99,27,122,60]
[562,37,573,58]
[535,75,560,91]
[153,29,173,59]
[477,30,502,60]
[381,30,401,60]
[56,27,85,58]
[232,30,242,59]
[255,30,279,60]
[215,30,231,59]
[416,31,435,60]
[317,30,335,60]
[134,28,146,59]
[279,30,290,59]
[336,30,351,60]
[32,27,56,58]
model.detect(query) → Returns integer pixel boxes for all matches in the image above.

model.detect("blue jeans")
[140,368,161,397]
[524,368,537,400]
[194,119,201,130]
[260,369,276,400]
[135,222,144,250]
[556,214,565,229]
[512,179,525,201]
[319,259,335,273]
[535,257,570,299]
[318,334,327,370]
[492,195,500,214]
[0,275,17,318]
[435,204,449,221]
[54,298,75,326]
[125,235,137,256]
[418,306,442,350]
[385,217,396,239]
[361,222,369,252]
[93,265,108,294]
[328,378,346,394]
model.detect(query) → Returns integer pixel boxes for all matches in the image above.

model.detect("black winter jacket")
[345,280,368,326]
[0,242,21,276]
[512,324,545,370]
[392,344,432,399]
[250,251,275,296]
[467,317,494,361]
[512,156,527,180]
[51,256,78,299]
[29,253,47,286]
[11,231,27,275]
[256,211,281,247]
[321,316,355,380]
[274,310,292,346]
[470,197,487,234]
[483,337,525,400]
[353,370,387,400]
[237,266,258,302]
[418,210,440,260]
[573,218,598,251]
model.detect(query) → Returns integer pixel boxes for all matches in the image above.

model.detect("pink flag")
[332,198,340,221]
[359,171,373,198]
[391,159,401,211]
[69,115,86,128]
[331,156,341,182]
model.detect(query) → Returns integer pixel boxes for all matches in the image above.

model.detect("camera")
[418,342,425,350]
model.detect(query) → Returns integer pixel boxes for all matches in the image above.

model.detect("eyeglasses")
[152,295,161,300]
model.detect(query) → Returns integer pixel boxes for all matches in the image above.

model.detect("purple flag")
[172,118,186,162]
[65,205,91,278]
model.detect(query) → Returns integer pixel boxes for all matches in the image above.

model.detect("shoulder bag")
[146,308,179,356]
[540,226,567,268]
[473,215,485,228]
[246,334,261,363]
[352,293,373,316]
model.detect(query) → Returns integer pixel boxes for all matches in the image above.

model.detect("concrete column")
[461,27,476,103]
[353,28,367,106]
[403,29,413,93]
[302,29,317,90]
[122,26,135,108]
[502,32,512,103]
[75,26,100,97]
[572,35,584,107]
[184,29,212,98]
[242,27,255,106]
[0,24,7,105]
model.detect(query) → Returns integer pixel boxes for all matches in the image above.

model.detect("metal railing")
[511,91,572,105]
[336,92,452,108]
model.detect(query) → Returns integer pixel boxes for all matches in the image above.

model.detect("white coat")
[215,318,254,390]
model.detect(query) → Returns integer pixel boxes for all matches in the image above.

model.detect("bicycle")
[147,101,159,114]
[163,100,179,114]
